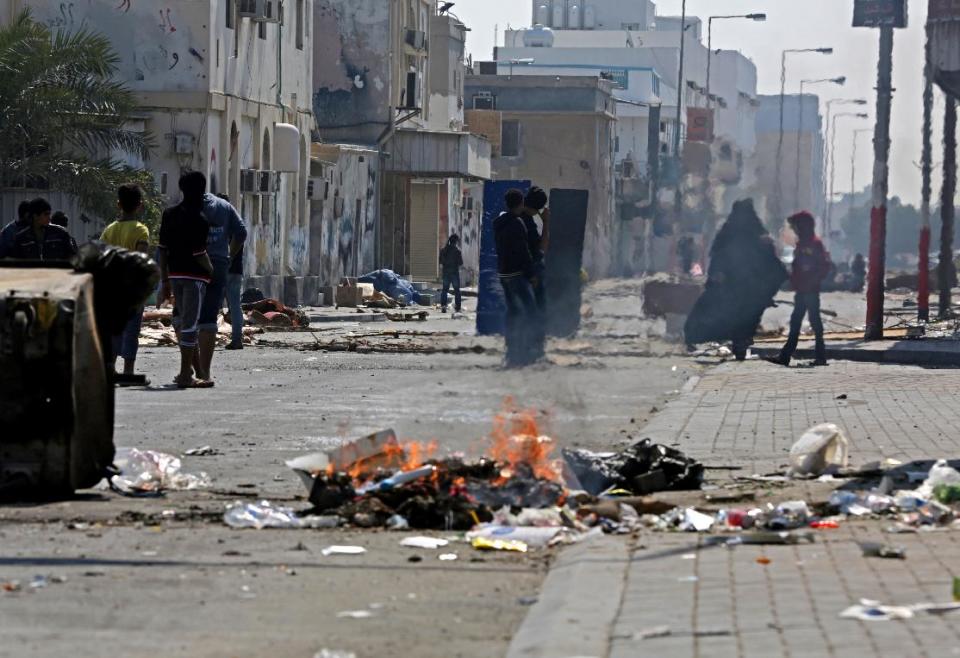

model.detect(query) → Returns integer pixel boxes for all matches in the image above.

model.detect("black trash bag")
[241,287,265,304]
[563,440,704,496]
[73,242,160,337]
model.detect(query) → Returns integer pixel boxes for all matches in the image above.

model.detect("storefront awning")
[384,129,491,180]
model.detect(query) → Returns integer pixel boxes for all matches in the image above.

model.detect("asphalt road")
[0,279,696,658]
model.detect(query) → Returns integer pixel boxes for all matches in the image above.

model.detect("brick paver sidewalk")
[609,361,960,658]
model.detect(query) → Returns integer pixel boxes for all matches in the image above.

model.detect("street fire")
[289,400,567,530]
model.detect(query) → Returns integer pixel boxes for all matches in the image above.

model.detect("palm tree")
[0,10,158,226]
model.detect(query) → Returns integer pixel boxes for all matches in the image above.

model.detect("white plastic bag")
[788,424,850,477]
[917,459,960,498]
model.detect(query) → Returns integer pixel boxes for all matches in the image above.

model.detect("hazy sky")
[454,0,944,207]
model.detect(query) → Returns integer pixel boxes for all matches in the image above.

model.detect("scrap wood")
[383,310,430,322]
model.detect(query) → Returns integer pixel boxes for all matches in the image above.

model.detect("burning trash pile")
[224,405,708,550]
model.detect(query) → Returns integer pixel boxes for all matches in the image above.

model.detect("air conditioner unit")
[473,91,495,110]
[306,177,324,200]
[258,170,278,195]
[240,169,260,195]
[239,0,280,23]
[405,29,427,51]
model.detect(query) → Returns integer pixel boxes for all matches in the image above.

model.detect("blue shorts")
[198,257,229,332]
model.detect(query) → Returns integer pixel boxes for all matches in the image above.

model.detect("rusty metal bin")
[0,267,114,496]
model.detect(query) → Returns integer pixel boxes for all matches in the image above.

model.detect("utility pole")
[673,0,687,221]
[864,26,896,340]
[919,33,934,322]
[939,96,957,319]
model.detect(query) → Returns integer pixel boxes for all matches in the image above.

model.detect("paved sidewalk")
[512,361,960,658]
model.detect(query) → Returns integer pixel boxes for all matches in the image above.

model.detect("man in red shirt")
[771,211,832,367]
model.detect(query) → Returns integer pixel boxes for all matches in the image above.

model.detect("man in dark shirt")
[157,172,214,389]
[494,188,541,367]
[9,198,78,261]
[0,201,31,258]
[438,234,464,313]
[521,186,549,357]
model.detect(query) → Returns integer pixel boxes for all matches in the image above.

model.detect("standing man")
[157,172,214,389]
[0,201,31,258]
[522,186,549,357]
[9,198,78,260]
[195,189,247,375]
[439,234,463,314]
[218,194,246,351]
[770,211,832,367]
[101,184,151,377]
[494,189,541,368]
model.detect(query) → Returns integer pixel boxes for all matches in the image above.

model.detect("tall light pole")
[673,0,687,222]
[829,112,870,237]
[706,13,766,107]
[919,31,934,322]
[796,77,846,212]
[774,47,834,224]
[824,98,869,228]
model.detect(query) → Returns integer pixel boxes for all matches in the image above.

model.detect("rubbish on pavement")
[860,542,906,559]
[756,557,772,565]
[439,553,459,561]
[109,447,211,494]
[400,537,449,550]
[918,460,960,499]
[933,484,960,504]
[787,424,850,477]
[386,515,410,530]
[716,531,816,547]
[224,501,304,529]
[314,650,357,658]
[2,581,21,592]
[336,610,374,619]
[562,440,704,496]
[677,508,715,532]
[322,546,368,557]
[953,577,960,602]
[840,599,960,621]
[184,446,221,457]
[636,625,672,640]
[471,537,529,553]
[467,525,565,548]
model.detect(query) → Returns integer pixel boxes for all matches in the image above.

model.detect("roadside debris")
[322,546,367,557]
[184,445,221,457]
[314,650,357,658]
[859,542,907,559]
[108,448,210,495]
[788,424,850,477]
[224,501,307,529]
[840,599,960,621]
[562,440,705,496]
[400,537,450,550]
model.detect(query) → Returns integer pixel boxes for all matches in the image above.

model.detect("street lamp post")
[828,112,870,238]
[673,0,687,221]
[795,77,846,212]
[705,13,766,107]
[823,98,869,228]
[775,47,834,223]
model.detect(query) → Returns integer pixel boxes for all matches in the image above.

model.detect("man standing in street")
[770,211,832,367]
[101,183,151,378]
[218,194,246,351]
[0,201,31,258]
[522,186,549,358]
[195,189,247,375]
[157,172,214,389]
[9,198,77,260]
[495,189,541,368]
[439,234,463,314]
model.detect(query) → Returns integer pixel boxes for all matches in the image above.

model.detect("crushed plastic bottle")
[224,501,304,529]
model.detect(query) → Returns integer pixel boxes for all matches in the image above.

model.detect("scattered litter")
[322,546,367,557]
[467,525,571,548]
[636,625,672,640]
[718,531,816,547]
[788,424,850,477]
[1,581,20,593]
[224,501,305,529]
[860,542,906,560]
[184,445,221,457]
[108,447,211,495]
[314,650,357,658]
[756,557,772,565]
[518,596,539,606]
[954,577,960,602]
[400,537,449,550]
[677,576,699,583]
[563,440,704,496]
[677,508,715,532]
[386,515,410,531]
[471,537,528,553]
[439,553,459,561]
[840,599,960,621]
[337,610,374,619]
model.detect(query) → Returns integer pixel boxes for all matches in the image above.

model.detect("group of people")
[685,199,833,367]
[493,186,551,368]
[0,171,248,389]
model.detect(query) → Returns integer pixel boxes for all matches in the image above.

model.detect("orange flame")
[488,399,562,482]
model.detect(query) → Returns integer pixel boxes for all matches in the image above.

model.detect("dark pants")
[779,291,826,363]
[441,271,462,312]
[500,276,541,368]
[111,306,144,362]
[530,275,547,359]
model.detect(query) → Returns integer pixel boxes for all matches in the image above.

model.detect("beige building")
[1,0,317,302]
[464,75,618,278]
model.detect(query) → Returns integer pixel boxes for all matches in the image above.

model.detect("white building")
[0,0,317,303]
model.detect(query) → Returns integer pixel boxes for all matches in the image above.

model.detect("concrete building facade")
[1,0,318,303]
[465,74,618,278]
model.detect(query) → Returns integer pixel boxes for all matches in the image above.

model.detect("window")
[502,121,521,157]
[296,0,304,50]
[258,21,266,40]
[226,0,235,29]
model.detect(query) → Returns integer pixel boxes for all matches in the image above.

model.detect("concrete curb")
[753,343,960,367]
[507,536,630,658]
